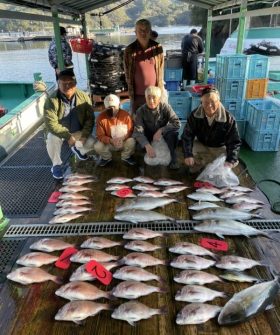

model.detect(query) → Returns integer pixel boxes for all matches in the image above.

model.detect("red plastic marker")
[55,247,78,270]
[48,191,62,203]
[116,188,133,198]
[85,260,113,285]
[200,238,228,251]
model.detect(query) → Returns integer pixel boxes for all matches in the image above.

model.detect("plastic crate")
[245,124,280,151]
[165,57,182,69]
[70,38,94,54]
[223,100,245,120]
[247,55,269,79]
[246,99,280,132]
[191,95,201,111]
[216,54,248,79]
[236,120,246,139]
[246,78,268,99]
[120,100,130,112]
[165,81,180,91]
[217,78,245,101]
[164,68,183,81]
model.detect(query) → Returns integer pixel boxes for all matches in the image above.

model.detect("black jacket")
[181,104,241,164]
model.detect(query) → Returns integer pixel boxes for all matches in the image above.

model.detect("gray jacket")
[133,102,180,147]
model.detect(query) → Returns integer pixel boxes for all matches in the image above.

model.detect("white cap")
[104,94,120,109]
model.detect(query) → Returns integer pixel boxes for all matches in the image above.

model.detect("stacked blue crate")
[164,68,182,92]
[245,99,280,151]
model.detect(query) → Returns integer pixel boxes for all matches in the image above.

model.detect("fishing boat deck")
[0,127,280,334]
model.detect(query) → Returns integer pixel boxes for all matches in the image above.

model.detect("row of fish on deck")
[49,172,265,225]
[6,224,279,326]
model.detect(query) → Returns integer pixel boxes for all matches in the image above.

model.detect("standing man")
[124,19,164,115]
[48,26,73,79]
[182,87,241,173]
[44,69,95,179]
[94,94,136,167]
[133,86,180,170]
[181,28,204,89]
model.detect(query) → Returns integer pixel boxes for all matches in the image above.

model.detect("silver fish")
[176,303,222,325]
[194,220,272,239]
[29,238,74,252]
[111,191,136,198]
[169,242,218,259]
[215,255,265,271]
[112,301,167,326]
[133,176,155,184]
[132,184,160,191]
[219,271,261,283]
[187,192,222,202]
[163,185,189,194]
[174,270,222,285]
[55,281,111,301]
[123,228,163,240]
[105,184,130,191]
[107,177,133,184]
[80,237,122,249]
[189,201,220,211]
[228,186,253,193]
[16,252,58,267]
[56,199,91,208]
[175,285,227,302]
[7,267,62,285]
[63,179,94,186]
[70,249,119,263]
[49,213,83,224]
[232,202,263,212]
[116,197,177,212]
[220,191,246,199]
[65,173,96,180]
[121,252,165,268]
[53,206,91,216]
[112,280,164,299]
[55,301,111,324]
[218,278,279,325]
[154,178,183,186]
[113,266,162,283]
[124,240,161,252]
[58,193,89,200]
[170,255,215,270]
[195,186,226,194]
[59,185,91,193]
[138,191,169,198]
[225,196,265,205]
[192,208,261,221]
[115,210,174,224]
[69,262,119,282]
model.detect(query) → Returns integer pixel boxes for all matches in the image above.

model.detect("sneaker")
[122,157,136,166]
[99,158,112,167]
[51,165,64,179]
[71,146,88,160]
[169,161,180,170]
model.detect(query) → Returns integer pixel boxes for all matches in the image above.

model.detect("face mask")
[106,107,115,118]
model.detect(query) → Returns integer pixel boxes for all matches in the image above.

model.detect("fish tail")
[157,306,168,315]
[107,291,117,300]
[158,286,168,293]
[53,276,63,285]
[103,303,114,311]
[157,277,167,285]
[261,232,280,244]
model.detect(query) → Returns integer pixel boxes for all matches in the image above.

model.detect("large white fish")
[169,241,218,259]
[195,186,226,194]
[69,262,119,282]
[114,209,174,224]
[121,252,166,268]
[170,255,215,270]
[58,193,89,200]
[65,173,96,180]
[62,179,95,186]
[215,255,265,271]
[56,199,91,208]
[107,177,133,184]
[220,191,246,199]
[232,202,263,212]
[112,280,165,299]
[187,192,222,202]
[218,278,279,325]
[176,303,222,325]
[80,237,122,249]
[154,178,184,186]
[192,208,261,221]
[53,206,91,216]
[133,176,155,184]
[132,184,160,191]
[105,184,130,191]
[7,267,62,285]
[112,301,167,326]
[174,270,222,285]
[188,201,220,211]
[70,249,119,263]
[29,238,75,252]
[162,185,189,194]
[55,301,111,324]
[175,285,227,303]
[113,266,163,283]
[225,196,265,205]
[137,191,169,198]
[55,281,112,301]
[49,213,83,224]
[219,271,261,283]
[123,228,163,240]
[124,240,161,252]
[16,252,58,267]
[59,185,91,193]
[116,197,177,212]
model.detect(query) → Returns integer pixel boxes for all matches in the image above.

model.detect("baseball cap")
[201,86,219,97]
[104,94,120,109]
[57,69,76,81]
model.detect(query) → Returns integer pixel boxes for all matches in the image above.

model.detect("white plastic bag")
[144,137,171,166]
[196,154,239,188]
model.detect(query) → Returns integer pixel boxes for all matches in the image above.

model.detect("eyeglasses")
[59,81,76,88]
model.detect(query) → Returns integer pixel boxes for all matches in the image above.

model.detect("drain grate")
[0,167,55,217]
[4,220,280,238]
[0,238,26,284]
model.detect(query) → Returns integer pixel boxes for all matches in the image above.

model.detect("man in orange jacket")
[94,94,136,167]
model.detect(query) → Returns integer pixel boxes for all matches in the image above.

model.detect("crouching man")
[94,94,136,167]
[44,69,95,179]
